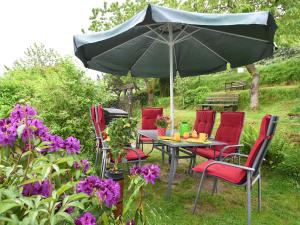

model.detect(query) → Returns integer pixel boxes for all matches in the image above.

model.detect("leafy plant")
[155,116,170,128]
[106,118,137,171]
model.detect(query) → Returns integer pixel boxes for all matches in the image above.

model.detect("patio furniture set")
[90,105,278,225]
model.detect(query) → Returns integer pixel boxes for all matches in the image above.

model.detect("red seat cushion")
[194,147,229,159]
[125,148,149,161]
[142,108,163,130]
[111,148,149,162]
[192,160,247,184]
[193,110,216,137]
[140,136,153,142]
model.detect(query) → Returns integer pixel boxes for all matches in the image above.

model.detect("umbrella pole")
[168,23,174,135]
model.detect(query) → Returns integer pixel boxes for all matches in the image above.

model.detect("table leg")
[166,147,177,199]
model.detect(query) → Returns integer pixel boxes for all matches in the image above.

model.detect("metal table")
[137,129,227,198]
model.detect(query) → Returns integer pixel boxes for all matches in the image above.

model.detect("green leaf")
[67,192,88,202]
[52,164,60,174]
[56,182,75,197]
[0,201,19,214]
[56,211,74,223]
[21,178,42,185]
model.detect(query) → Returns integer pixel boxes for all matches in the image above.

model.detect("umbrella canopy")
[74,4,277,131]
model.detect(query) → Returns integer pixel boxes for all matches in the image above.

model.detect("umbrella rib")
[186,31,229,63]
[143,35,168,44]
[188,24,271,43]
[90,24,166,60]
[173,25,188,42]
[146,25,169,42]
[130,40,157,70]
[174,27,203,44]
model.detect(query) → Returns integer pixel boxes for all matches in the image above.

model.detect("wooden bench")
[225,81,247,91]
[201,94,239,111]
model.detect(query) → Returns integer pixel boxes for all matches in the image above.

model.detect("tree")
[13,43,60,69]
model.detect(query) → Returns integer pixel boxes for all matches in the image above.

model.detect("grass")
[129,86,300,224]
[123,150,300,225]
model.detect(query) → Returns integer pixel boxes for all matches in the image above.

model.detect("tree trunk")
[159,78,170,97]
[144,79,155,106]
[246,64,260,110]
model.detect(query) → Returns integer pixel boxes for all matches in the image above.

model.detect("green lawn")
[128,94,300,225]
[123,150,300,225]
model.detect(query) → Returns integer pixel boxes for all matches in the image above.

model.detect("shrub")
[0,58,116,155]
[279,146,300,181]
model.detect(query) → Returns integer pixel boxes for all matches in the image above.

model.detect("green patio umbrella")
[74,4,277,132]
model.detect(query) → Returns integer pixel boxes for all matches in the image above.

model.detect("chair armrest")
[203,161,255,173]
[222,153,249,161]
[218,144,244,160]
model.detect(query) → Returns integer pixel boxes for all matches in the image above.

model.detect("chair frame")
[192,115,278,225]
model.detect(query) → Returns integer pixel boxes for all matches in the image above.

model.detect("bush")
[280,146,300,181]
[0,58,116,155]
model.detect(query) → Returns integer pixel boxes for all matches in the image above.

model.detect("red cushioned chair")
[187,110,216,172]
[90,105,149,178]
[192,115,278,225]
[193,110,216,137]
[138,107,163,151]
[194,111,245,160]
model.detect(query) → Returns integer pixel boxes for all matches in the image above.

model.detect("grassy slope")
[131,56,300,224]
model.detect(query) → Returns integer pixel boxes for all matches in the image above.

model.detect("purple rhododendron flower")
[48,135,65,152]
[10,104,25,122]
[65,206,74,214]
[24,105,37,118]
[130,165,141,176]
[76,176,120,208]
[28,118,49,137]
[22,180,52,198]
[0,119,17,146]
[10,104,36,122]
[80,159,90,173]
[74,212,97,225]
[73,161,80,169]
[126,219,136,225]
[141,164,160,184]
[76,175,99,196]
[96,178,120,208]
[74,160,90,173]
[21,127,34,142]
[40,134,65,153]
[65,136,81,154]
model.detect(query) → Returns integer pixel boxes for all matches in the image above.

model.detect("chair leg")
[162,145,165,164]
[212,177,218,195]
[247,171,252,225]
[258,174,262,212]
[193,172,206,214]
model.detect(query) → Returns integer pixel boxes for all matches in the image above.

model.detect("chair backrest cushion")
[142,108,163,130]
[245,115,271,167]
[90,105,106,138]
[215,112,245,152]
[193,110,216,137]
